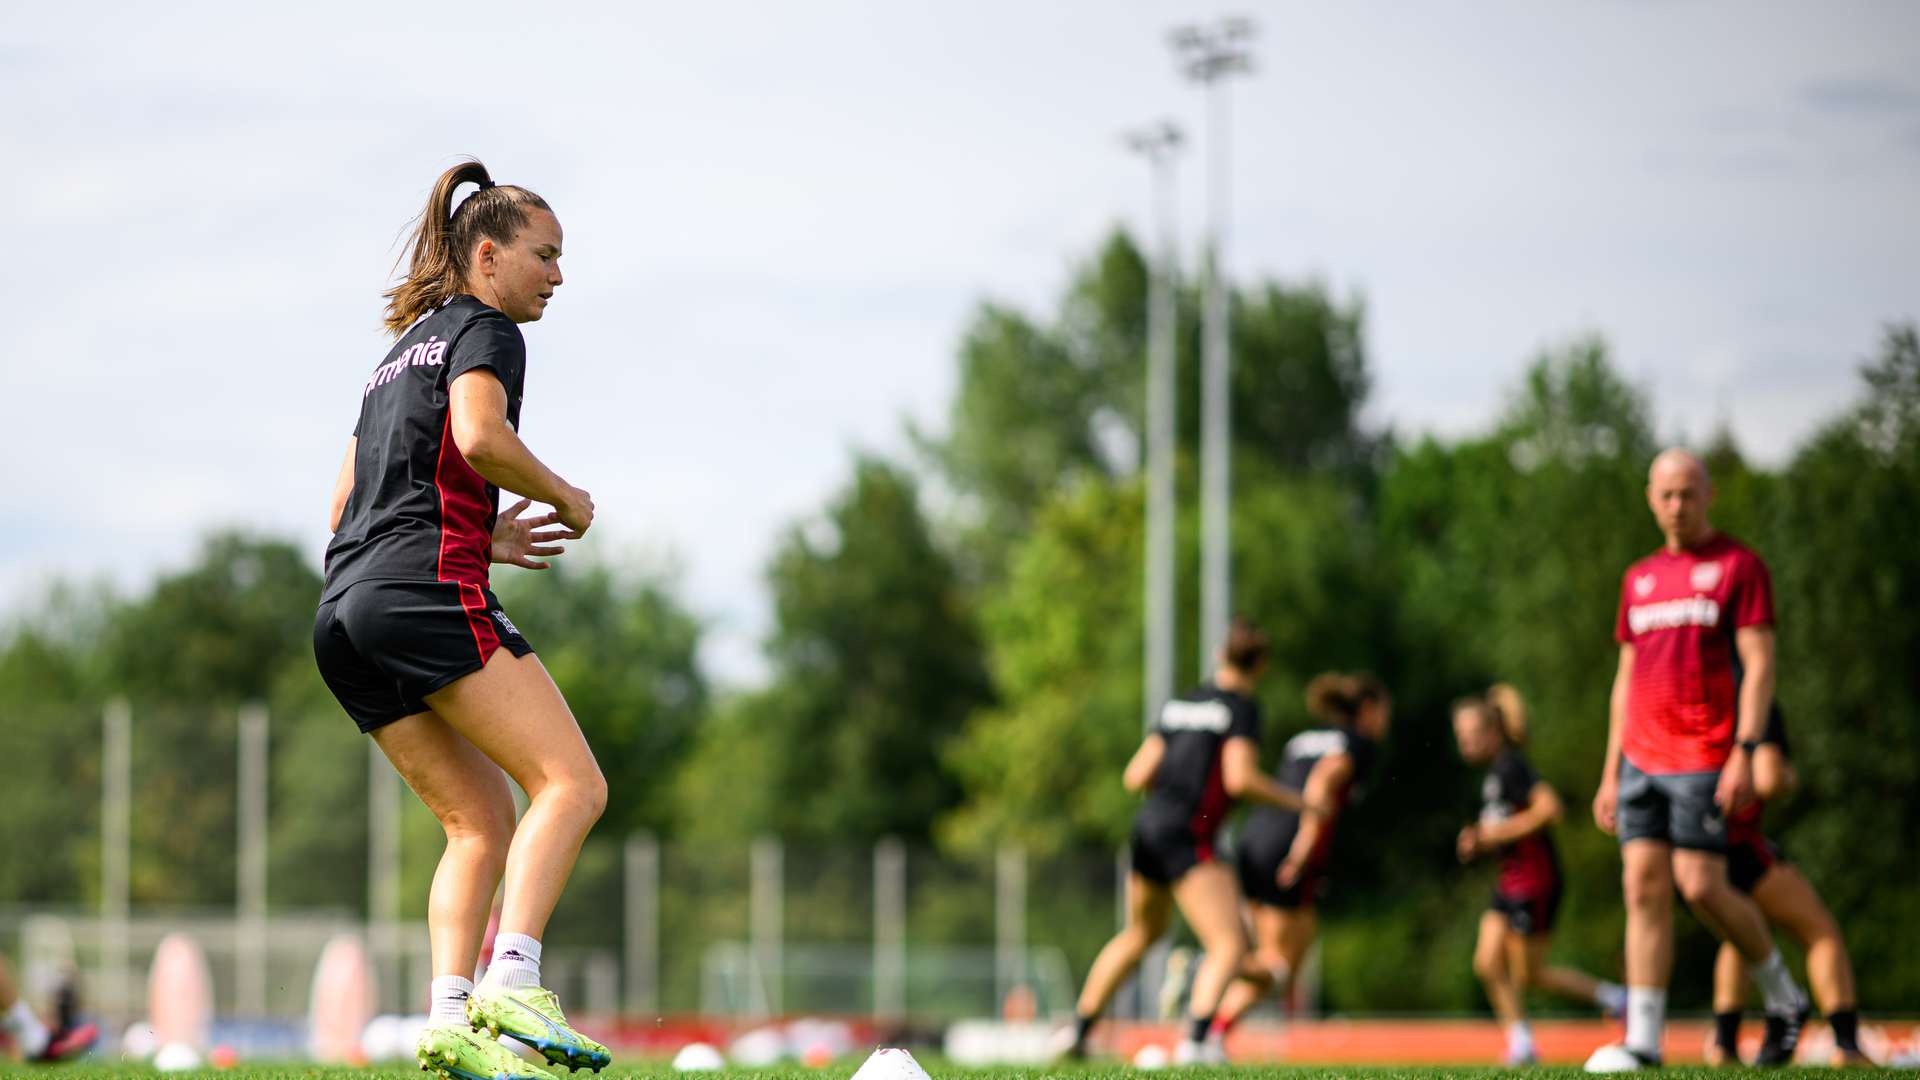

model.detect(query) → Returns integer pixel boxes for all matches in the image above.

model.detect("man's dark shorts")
[1617,755,1728,854]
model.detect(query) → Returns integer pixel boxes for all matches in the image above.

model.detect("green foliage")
[918,229,1374,581]
[675,458,990,844]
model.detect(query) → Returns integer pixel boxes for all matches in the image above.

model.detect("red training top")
[1614,533,1774,775]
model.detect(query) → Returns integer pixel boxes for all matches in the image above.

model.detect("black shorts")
[1236,837,1324,909]
[314,579,533,733]
[1129,815,1211,885]
[1728,829,1784,894]
[1490,885,1562,936]
[1616,756,1728,853]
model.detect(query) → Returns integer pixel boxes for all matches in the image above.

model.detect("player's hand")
[1716,753,1754,815]
[1276,856,1304,888]
[1593,775,1618,835]
[556,485,595,536]
[490,498,574,569]
[1456,824,1480,863]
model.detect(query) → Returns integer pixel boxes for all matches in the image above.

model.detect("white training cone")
[851,1047,933,1080]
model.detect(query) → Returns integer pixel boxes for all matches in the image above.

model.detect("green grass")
[0,1066,1909,1079]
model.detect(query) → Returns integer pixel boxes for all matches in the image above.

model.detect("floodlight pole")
[1172,16,1255,672]
[1124,120,1183,734]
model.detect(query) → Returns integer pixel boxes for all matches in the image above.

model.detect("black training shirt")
[323,296,526,601]
[1241,726,1376,851]
[1140,683,1262,842]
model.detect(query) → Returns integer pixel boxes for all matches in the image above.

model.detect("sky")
[5,1,1917,683]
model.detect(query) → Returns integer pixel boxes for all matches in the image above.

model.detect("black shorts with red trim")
[1237,831,1326,909]
[1489,883,1562,936]
[1129,812,1212,885]
[313,579,533,733]
[1727,828,1784,894]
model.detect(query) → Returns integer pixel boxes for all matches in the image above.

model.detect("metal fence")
[1,701,1180,1029]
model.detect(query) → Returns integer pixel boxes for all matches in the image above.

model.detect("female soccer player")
[1053,619,1311,1065]
[1453,686,1626,1065]
[1706,709,1869,1067]
[314,160,610,1080]
[1208,671,1392,1046]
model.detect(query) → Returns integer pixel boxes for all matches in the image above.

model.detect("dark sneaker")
[1755,1003,1811,1067]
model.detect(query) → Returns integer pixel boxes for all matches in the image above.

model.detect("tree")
[675,458,990,844]
[918,229,1376,580]
[1763,324,1920,1007]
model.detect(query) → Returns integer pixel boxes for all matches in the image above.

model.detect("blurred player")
[0,958,94,1064]
[1707,708,1869,1067]
[1206,671,1392,1050]
[1052,619,1311,1065]
[315,159,608,1080]
[1586,449,1810,1073]
[1454,685,1626,1065]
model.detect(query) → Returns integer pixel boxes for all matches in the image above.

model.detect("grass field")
[0,1065,1911,1079]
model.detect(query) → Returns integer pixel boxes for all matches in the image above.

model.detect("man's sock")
[1713,1010,1742,1053]
[486,932,543,989]
[3,999,50,1058]
[1595,979,1628,1015]
[1749,950,1808,1014]
[1625,986,1667,1058]
[1829,1009,1861,1054]
[1187,1013,1214,1044]
[429,975,474,1028]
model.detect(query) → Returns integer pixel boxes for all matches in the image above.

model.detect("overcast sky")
[6,1,1917,683]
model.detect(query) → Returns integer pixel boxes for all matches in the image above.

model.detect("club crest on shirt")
[1634,573,1657,598]
[1690,562,1722,592]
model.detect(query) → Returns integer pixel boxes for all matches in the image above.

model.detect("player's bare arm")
[1718,624,1776,813]
[449,368,594,535]
[1122,734,1166,793]
[1279,751,1352,884]
[1221,736,1307,813]
[1594,643,1633,834]
[328,437,357,532]
[1464,780,1563,860]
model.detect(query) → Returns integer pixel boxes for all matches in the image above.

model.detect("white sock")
[486,932,542,989]
[1595,980,1628,1014]
[4,999,50,1057]
[1750,950,1807,1014]
[1506,1021,1535,1052]
[1624,986,1666,1057]
[429,975,473,1027]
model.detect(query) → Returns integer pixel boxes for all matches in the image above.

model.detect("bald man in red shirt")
[1583,450,1810,1073]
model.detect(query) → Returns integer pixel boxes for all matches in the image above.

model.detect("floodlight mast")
[1171,16,1254,674]
[1123,120,1183,733]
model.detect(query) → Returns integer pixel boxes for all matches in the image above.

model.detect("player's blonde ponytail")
[1486,683,1530,746]
[383,159,552,336]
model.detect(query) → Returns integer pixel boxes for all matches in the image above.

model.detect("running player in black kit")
[1208,672,1390,1047]
[1707,709,1870,1066]
[1052,620,1312,1065]
[1453,685,1625,1065]
[315,160,609,1080]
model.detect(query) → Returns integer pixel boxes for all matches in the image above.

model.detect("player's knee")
[1623,867,1668,909]
[443,798,515,857]
[1673,865,1721,907]
[576,767,609,824]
